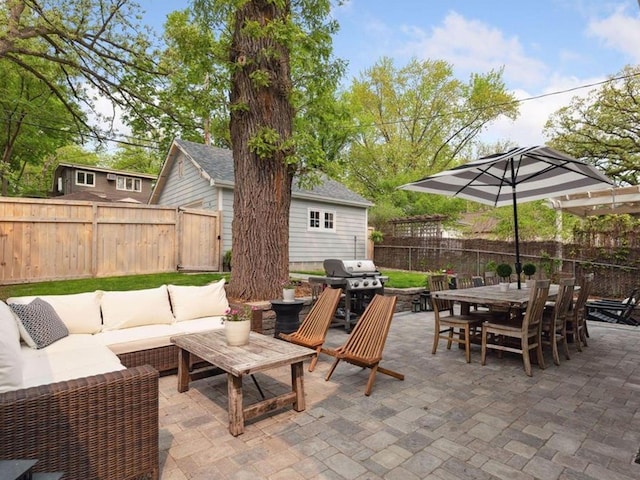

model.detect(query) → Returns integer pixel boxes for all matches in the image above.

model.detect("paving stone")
[155,315,640,480]
[523,455,564,480]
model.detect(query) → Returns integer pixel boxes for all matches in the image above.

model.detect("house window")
[75,170,95,187]
[308,209,336,232]
[116,176,142,192]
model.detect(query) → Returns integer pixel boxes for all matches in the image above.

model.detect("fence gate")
[178,208,221,271]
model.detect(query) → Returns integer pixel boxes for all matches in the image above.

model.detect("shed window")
[308,209,336,232]
[116,176,142,192]
[75,171,95,187]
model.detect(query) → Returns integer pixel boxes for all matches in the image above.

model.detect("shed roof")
[150,138,372,207]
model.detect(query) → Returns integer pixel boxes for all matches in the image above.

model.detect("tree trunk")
[226,0,295,301]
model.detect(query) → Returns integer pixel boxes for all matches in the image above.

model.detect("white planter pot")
[225,320,251,346]
[282,288,295,302]
[499,282,510,292]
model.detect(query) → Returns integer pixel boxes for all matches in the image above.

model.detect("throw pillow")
[10,298,70,349]
[168,279,229,321]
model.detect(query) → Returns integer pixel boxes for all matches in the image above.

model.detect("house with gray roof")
[149,138,373,269]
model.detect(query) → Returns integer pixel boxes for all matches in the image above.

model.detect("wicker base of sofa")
[0,366,159,480]
[117,345,206,375]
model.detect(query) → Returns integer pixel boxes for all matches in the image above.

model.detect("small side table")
[271,299,305,338]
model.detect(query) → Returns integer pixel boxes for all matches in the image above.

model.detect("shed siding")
[289,198,368,262]
[155,155,217,210]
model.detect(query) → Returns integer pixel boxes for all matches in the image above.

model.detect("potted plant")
[522,263,537,288]
[495,263,513,291]
[282,279,297,302]
[223,305,253,346]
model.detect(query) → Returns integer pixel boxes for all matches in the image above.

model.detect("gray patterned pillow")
[10,298,69,349]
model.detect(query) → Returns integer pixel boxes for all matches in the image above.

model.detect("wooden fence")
[374,236,640,298]
[0,197,221,284]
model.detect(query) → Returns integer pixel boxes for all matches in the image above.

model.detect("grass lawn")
[0,269,428,301]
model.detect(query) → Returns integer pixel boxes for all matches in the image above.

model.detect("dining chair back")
[542,277,575,365]
[567,273,594,351]
[429,274,453,315]
[430,275,482,363]
[279,287,342,372]
[324,294,404,396]
[455,274,473,289]
[484,271,499,285]
[480,279,551,376]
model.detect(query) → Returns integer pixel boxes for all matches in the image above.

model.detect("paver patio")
[158,310,640,479]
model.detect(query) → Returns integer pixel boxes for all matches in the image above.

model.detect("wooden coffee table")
[170,330,315,436]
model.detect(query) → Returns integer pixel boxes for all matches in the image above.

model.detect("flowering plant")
[223,305,253,322]
[282,279,297,289]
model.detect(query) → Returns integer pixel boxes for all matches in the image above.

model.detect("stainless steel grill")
[308,259,388,331]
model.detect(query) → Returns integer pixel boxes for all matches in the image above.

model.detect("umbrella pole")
[511,186,522,289]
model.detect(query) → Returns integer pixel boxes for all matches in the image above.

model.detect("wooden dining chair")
[566,273,594,351]
[279,287,342,372]
[484,271,499,286]
[480,279,550,376]
[430,274,482,363]
[455,273,473,289]
[324,294,404,396]
[541,277,575,366]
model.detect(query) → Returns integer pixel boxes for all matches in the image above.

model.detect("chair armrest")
[0,365,159,480]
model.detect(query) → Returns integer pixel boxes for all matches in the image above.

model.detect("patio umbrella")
[400,146,614,288]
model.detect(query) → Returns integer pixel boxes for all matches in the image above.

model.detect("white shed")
[149,138,373,270]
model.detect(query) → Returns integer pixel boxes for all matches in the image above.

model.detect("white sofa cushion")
[98,317,225,355]
[101,285,175,331]
[172,316,225,334]
[7,291,103,334]
[98,324,177,355]
[20,334,125,390]
[0,301,23,393]
[168,280,229,321]
[9,298,69,349]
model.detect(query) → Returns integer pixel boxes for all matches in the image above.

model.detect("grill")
[309,259,388,331]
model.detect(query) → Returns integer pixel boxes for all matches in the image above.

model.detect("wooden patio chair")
[541,277,575,365]
[324,294,404,396]
[481,279,550,376]
[566,273,594,351]
[279,287,342,372]
[430,274,482,363]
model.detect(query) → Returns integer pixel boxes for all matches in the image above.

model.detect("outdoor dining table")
[432,283,562,316]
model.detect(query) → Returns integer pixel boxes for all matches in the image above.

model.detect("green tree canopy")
[544,65,640,186]
[334,57,519,224]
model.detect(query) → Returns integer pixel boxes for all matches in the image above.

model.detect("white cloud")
[587,8,640,63]
[397,12,549,88]
[482,75,603,145]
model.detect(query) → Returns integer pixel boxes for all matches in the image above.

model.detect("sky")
[136,0,640,147]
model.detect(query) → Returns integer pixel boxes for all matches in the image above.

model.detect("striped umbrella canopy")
[400,146,614,288]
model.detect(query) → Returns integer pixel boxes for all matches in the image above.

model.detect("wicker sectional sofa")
[0,280,232,480]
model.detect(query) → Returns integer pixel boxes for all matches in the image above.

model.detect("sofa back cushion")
[168,279,229,322]
[7,291,103,334]
[0,301,22,392]
[101,285,175,331]
[9,298,69,349]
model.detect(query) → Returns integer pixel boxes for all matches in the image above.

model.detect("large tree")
[334,57,519,225]
[190,0,343,300]
[0,1,165,166]
[0,57,79,195]
[544,65,640,186]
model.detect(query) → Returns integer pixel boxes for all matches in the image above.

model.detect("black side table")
[271,299,305,338]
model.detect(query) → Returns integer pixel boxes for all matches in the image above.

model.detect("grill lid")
[323,259,379,277]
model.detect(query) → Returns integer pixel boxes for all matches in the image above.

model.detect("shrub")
[496,263,513,280]
[522,263,536,278]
